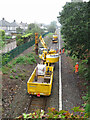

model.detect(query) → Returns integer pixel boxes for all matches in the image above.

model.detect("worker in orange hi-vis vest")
[75,62,79,73]
[59,49,61,55]
[62,48,65,53]
[56,48,59,53]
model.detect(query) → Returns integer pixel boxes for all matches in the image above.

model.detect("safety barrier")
[2,39,35,66]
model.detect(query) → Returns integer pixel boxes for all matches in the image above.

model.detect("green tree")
[16,33,33,46]
[28,23,36,30]
[47,21,57,33]
[16,27,23,33]
[0,29,5,48]
[16,34,23,46]
[26,23,44,37]
[58,2,89,59]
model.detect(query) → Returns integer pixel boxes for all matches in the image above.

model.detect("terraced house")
[0,18,28,35]
[0,18,11,32]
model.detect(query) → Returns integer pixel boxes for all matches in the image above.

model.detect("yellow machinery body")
[46,54,59,63]
[39,49,59,63]
[52,35,58,43]
[27,65,53,96]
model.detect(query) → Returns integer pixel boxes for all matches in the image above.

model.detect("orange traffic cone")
[75,62,79,73]
[59,49,61,55]
[62,48,65,53]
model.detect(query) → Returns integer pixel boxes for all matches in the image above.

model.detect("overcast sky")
[0,0,89,25]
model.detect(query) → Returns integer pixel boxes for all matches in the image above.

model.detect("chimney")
[2,18,5,20]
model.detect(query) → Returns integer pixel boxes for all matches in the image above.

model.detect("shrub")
[5,35,12,39]
[7,63,12,68]
[16,33,33,46]
[12,69,16,73]
[16,34,23,46]
[26,58,33,64]
[14,56,26,64]
[10,75,14,79]
[2,53,10,65]
[82,94,88,101]
[0,29,5,41]
[13,53,36,65]
[16,38,23,46]
[26,53,34,57]
[15,76,18,79]
[2,66,9,74]
[16,107,88,119]
[18,73,24,77]
[16,34,22,40]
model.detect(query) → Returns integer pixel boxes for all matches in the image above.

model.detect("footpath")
[61,40,84,112]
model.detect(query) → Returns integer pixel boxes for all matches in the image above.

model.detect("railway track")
[25,38,58,114]
[26,95,47,114]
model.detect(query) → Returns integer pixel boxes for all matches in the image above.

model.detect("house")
[0,18,28,35]
[39,23,48,32]
[10,20,19,33]
[0,18,19,35]
[0,18,11,32]
[19,21,28,31]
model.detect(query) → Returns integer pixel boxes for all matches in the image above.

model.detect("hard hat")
[76,62,78,64]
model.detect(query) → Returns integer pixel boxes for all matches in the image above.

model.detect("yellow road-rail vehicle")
[52,35,58,43]
[27,64,53,97]
[27,33,59,97]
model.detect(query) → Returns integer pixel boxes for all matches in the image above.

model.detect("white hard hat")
[76,62,78,64]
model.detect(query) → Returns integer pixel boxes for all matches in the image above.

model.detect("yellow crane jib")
[39,35,48,49]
